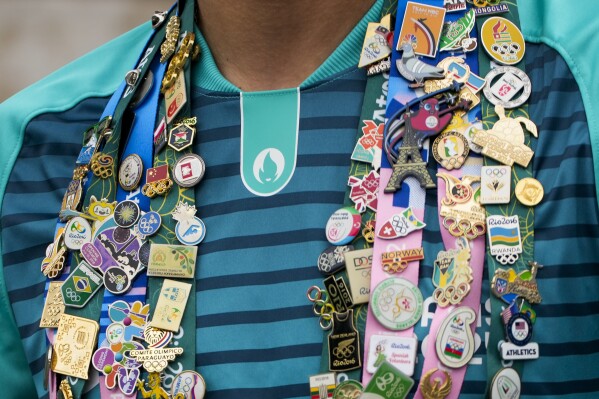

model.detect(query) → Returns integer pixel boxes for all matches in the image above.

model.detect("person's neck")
[198,0,375,91]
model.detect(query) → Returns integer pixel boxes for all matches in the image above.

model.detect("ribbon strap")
[475,3,536,393]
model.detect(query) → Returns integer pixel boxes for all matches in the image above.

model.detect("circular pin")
[506,313,533,346]
[103,267,131,295]
[483,66,532,109]
[481,17,525,65]
[371,277,423,331]
[325,207,362,246]
[515,177,543,206]
[137,211,162,236]
[173,154,206,188]
[333,380,363,399]
[490,368,521,399]
[171,370,207,399]
[63,217,92,250]
[175,217,206,246]
[432,131,469,170]
[118,154,143,191]
[114,200,141,228]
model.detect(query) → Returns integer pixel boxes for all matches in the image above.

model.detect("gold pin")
[472,105,538,167]
[420,368,452,399]
[52,314,99,379]
[160,16,181,63]
[40,281,65,328]
[90,152,114,178]
[515,177,544,206]
[432,131,470,170]
[59,380,74,399]
[437,173,486,239]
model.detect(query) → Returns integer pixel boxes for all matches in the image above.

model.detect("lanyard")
[475,4,537,394]
[147,0,198,389]
[363,0,446,387]
[414,5,487,398]
[42,4,176,398]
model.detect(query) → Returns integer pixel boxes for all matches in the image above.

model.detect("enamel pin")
[480,165,511,204]
[118,154,143,191]
[333,380,363,399]
[317,245,354,275]
[348,169,380,213]
[492,261,543,305]
[328,309,361,371]
[63,216,93,250]
[483,66,532,109]
[148,243,197,279]
[363,361,414,398]
[142,164,173,198]
[490,368,521,399]
[325,207,361,245]
[351,119,384,165]
[367,334,418,376]
[41,228,67,279]
[358,14,393,69]
[169,120,195,152]
[439,9,477,52]
[396,43,445,88]
[377,207,426,239]
[487,215,522,265]
[90,152,114,179]
[435,307,476,368]
[424,57,486,96]
[384,88,472,192]
[173,154,206,188]
[309,373,336,399]
[444,0,467,13]
[437,173,486,239]
[371,277,423,331]
[480,17,525,65]
[432,131,469,170]
[61,261,103,308]
[398,2,447,58]
[150,279,192,332]
[172,201,206,246]
[432,237,472,307]
[343,248,373,305]
[381,247,424,274]
[323,275,354,312]
[171,371,207,399]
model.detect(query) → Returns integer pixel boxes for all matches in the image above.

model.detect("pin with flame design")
[480,17,525,65]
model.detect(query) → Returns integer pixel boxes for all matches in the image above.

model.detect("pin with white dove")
[396,43,446,89]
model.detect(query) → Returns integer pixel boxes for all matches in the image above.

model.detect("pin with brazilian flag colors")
[61,261,103,308]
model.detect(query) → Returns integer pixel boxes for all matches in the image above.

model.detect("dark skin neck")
[197,0,376,91]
